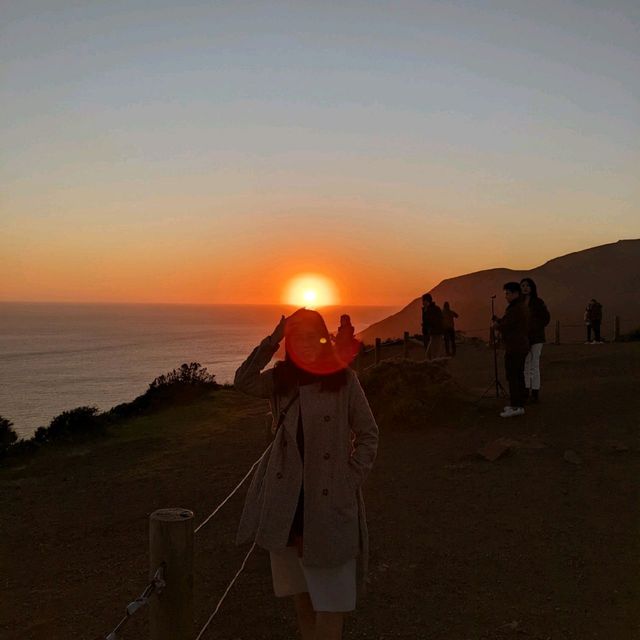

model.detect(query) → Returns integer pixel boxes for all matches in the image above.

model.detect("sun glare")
[283,274,339,308]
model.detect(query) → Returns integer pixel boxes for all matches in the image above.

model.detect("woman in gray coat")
[234,308,378,640]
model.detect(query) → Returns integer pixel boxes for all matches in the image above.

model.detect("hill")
[358,239,640,344]
[1,342,638,639]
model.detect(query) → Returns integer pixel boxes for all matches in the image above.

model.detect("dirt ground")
[1,342,638,639]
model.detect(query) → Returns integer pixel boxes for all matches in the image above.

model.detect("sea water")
[0,303,395,438]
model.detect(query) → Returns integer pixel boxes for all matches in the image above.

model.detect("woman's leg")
[530,343,543,390]
[293,593,316,640]
[315,612,345,639]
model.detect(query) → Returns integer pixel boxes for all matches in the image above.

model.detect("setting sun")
[282,274,339,308]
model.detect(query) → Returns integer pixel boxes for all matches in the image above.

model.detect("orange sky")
[2,3,638,306]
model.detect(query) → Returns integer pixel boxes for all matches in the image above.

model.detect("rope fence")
[194,445,271,535]
[102,444,272,640]
[359,316,627,363]
[194,543,257,640]
[105,565,166,640]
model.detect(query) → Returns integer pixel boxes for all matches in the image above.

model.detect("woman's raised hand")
[270,314,287,345]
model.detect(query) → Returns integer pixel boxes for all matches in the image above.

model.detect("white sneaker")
[503,405,512,412]
[500,406,525,418]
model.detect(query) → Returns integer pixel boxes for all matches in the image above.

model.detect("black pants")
[587,322,601,342]
[505,351,527,408]
[444,329,456,356]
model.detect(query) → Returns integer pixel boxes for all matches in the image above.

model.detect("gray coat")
[234,336,379,569]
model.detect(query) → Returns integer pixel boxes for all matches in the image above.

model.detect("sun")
[283,273,339,308]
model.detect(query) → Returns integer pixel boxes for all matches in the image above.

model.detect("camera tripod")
[477,295,508,402]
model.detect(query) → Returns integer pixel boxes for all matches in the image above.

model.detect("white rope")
[194,445,272,535]
[194,542,257,640]
[104,565,165,639]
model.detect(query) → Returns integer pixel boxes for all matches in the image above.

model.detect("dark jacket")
[442,308,458,331]
[527,297,551,344]
[586,301,603,323]
[496,298,529,354]
[422,303,444,335]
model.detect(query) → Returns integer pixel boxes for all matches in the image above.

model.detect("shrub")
[34,406,102,443]
[359,358,452,430]
[107,363,218,420]
[0,416,18,457]
[149,362,217,389]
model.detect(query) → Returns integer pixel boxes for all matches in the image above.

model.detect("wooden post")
[614,316,620,342]
[375,338,381,365]
[403,331,409,359]
[554,320,560,345]
[150,508,194,640]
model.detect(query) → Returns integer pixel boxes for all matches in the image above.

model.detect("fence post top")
[150,508,194,522]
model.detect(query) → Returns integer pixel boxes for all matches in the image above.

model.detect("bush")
[0,416,18,457]
[359,358,452,430]
[107,363,218,420]
[34,406,102,443]
[149,362,217,389]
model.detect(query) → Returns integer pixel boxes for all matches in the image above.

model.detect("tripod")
[477,295,508,401]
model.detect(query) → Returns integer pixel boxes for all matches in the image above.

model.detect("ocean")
[0,303,395,439]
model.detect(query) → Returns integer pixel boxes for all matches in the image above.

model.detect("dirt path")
[1,343,638,639]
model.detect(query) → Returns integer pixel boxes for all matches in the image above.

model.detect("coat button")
[276,472,283,479]
[323,415,331,422]
[322,489,328,496]
[323,453,330,460]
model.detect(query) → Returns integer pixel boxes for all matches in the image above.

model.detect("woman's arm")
[234,315,286,399]
[347,373,379,486]
[233,337,279,398]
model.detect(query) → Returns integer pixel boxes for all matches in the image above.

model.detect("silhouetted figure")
[334,314,361,366]
[421,293,444,359]
[492,282,530,418]
[584,299,603,343]
[442,302,459,357]
[520,278,551,402]
[234,309,378,638]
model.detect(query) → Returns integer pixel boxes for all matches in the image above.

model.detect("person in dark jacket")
[585,299,603,343]
[334,314,361,366]
[442,302,459,357]
[520,278,551,402]
[493,282,529,418]
[421,293,444,359]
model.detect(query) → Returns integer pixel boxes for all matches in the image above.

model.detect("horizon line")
[0,299,401,308]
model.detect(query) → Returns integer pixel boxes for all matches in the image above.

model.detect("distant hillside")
[358,239,640,343]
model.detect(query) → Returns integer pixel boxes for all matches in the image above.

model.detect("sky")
[1,0,639,306]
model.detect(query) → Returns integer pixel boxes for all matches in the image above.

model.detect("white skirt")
[269,547,356,612]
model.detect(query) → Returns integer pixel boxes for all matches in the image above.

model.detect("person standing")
[520,278,550,402]
[334,314,361,366]
[585,299,603,343]
[421,293,444,359]
[234,309,378,640]
[493,282,529,418]
[442,302,459,357]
